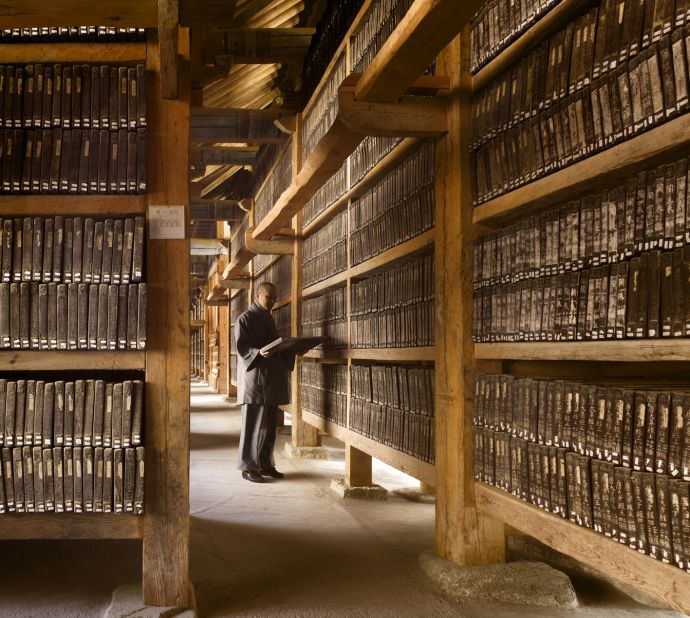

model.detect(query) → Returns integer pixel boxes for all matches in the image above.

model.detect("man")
[234,282,294,483]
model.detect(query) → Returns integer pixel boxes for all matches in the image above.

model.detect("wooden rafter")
[203,28,314,65]
[191,107,287,143]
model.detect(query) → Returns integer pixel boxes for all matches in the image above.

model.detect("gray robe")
[234,302,294,405]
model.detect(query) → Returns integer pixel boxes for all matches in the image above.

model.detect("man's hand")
[260,350,273,358]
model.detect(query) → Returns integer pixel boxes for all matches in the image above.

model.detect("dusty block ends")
[104,583,197,618]
[283,441,328,459]
[330,478,389,501]
[419,550,578,609]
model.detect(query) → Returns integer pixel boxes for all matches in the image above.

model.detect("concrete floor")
[0,381,685,617]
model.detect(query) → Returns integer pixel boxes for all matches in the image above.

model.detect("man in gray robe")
[234,282,294,483]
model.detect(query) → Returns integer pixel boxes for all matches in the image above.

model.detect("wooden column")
[434,31,505,565]
[291,117,319,448]
[215,256,230,395]
[143,28,191,607]
[346,445,372,487]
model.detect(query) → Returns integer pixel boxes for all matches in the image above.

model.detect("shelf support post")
[345,445,373,487]
[143,27,191,607]
[434,31,505,566]
[291,115,320,450]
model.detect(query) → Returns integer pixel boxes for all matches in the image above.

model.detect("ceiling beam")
[191,145,259,166]
[191,107,287,143]
[355,0,479,102]
[0,0,157,28]
[203,28,314,66]
[180,0,238,27]
[191,200,245,221]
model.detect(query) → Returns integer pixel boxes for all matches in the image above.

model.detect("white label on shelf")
[149,205,186,240]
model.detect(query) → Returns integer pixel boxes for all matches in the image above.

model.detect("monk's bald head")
[256,282,277,311]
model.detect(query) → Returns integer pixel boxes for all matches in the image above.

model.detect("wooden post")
[143,28,190,607]
[434,31,505,566]
[345,445,372,487]
[291,117,319,449]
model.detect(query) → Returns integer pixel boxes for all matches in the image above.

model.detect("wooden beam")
[244,226,294,255]
[191,238,223,255]
[192,146,259,166]
[338,81,449,137]
[200,166,242,197]
[220,278,251,289]
[158,0,179,100]
[191,107,286,143]
[434,32,505,566]
[345,445,373,487]
[0,0,157,28]
[203,28,314,65]
[0,43,146,64]
[143,27,190,607]
[190,200,244,221]
[355,0,479,103]
[180,0,238,26]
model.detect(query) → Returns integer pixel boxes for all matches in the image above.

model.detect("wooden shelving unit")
[303,410,435,485]
[462,0,690,611]
[472,113,690,228]
[476,483,690,614]
[253,0,453,486]
[0,27,191,608]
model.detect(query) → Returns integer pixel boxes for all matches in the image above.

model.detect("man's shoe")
[261,467,284,479]
[242,470,264,483]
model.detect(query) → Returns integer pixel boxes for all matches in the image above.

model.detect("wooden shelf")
[0,195,146,216]
[302,270,348,298]
[475,483,690,615]
[473,114,690,228]
[474,340,690,362]
[471,0,594,92]
[304,347,435,362]
[350,229,435,279]
[0,351,146,371]
[302,410,434,485]
[0,513,144,540]
[302,229,435,298]
[273,297,291,310]
[302,138,423,237]
[0,42,146,64]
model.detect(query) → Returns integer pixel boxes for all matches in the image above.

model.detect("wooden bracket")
[274,115,297,135]
[245,226,294,255]
[338,81,449,137]
[238,198,254,212]
[220,278,251,289]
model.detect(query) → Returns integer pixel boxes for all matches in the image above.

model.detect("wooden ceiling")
[190,0,326,276]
